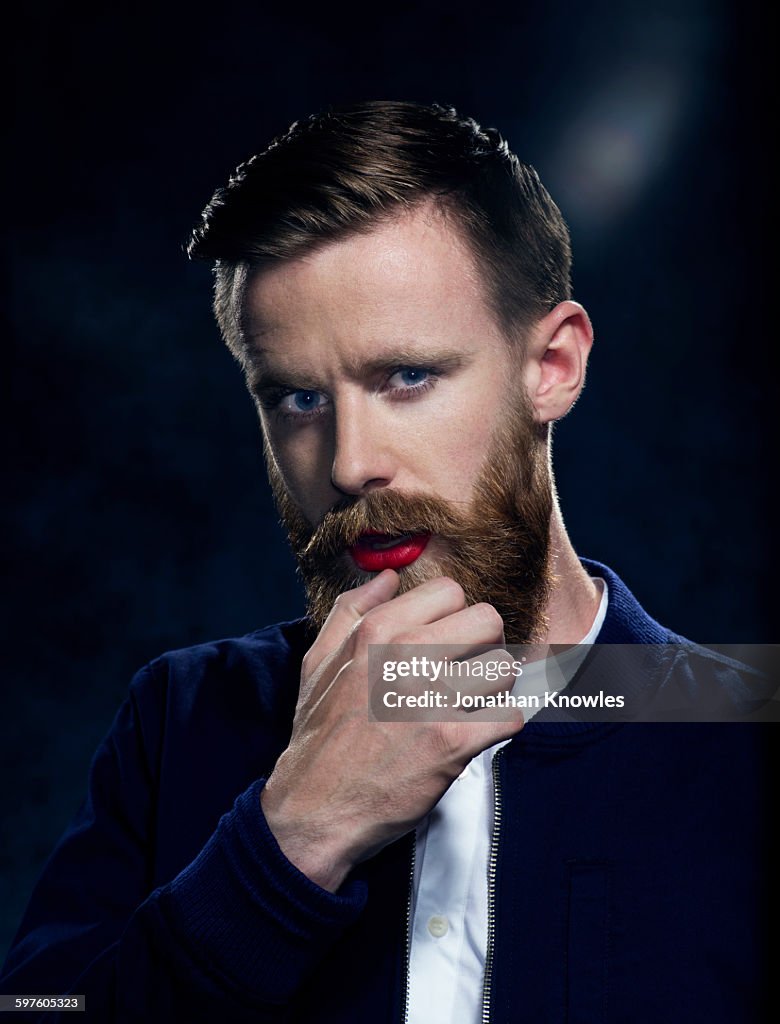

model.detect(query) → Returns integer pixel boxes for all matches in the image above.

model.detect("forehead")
[237,205,505,363]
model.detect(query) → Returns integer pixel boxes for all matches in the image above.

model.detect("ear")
[521,301,594,423]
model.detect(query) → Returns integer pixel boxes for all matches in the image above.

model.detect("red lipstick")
[349,532,430,571]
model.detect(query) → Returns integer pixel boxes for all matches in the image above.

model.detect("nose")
[329,398,396,497]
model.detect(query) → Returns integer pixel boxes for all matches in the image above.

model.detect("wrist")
[260,784,358,893]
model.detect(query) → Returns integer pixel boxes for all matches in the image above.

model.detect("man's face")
[238,205,553,643]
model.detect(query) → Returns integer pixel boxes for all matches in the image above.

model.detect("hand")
[260,569,524,892]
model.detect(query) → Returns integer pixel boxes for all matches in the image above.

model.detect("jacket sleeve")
[0,667,367,1022]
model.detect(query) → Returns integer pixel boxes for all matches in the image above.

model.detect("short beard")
[263,396,554,645]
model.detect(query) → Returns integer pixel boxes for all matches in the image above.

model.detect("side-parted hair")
[187,100,572,361]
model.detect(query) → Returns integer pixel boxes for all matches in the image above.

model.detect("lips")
[348,531,431,571]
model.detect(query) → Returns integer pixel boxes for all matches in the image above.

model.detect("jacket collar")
[579,558,674,645]
[515,559,677,742]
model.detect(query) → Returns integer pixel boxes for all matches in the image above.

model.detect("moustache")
[298,489,477,565]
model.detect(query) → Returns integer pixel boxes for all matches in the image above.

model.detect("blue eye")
[388,367,430,388]
[278,390,329,416]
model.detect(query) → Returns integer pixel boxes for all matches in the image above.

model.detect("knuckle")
[432,722,463,761]
[331,590,357,616]
[395,629,428,647]
[472,602,504,634]
[353,613,384,646]
[437,576,466,605]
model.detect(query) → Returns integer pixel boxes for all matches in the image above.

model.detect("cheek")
[406,407,499,499]
[268,429,334,513]
[278,449,316,497]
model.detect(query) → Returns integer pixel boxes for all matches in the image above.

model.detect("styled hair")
[187,100,572,360]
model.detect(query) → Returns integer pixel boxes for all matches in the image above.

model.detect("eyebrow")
[246,346,471,394]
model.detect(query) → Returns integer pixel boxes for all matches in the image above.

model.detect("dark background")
[3,0,773,959]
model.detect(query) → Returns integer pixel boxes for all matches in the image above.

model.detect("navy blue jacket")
[0,560,772,1021]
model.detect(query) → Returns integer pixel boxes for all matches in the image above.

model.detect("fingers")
[392,602,505,654]
[366,576,471,630]
[308,574,484,677]
[352,579,503,660]
[306,570,401,673]
[451,710,525,760]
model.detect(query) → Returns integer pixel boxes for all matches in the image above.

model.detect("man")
[1,102,770,1021]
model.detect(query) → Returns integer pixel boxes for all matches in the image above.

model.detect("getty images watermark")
[379,653,625,711]
[366,644,780,723]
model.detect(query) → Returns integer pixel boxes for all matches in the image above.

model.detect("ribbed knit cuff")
[162,778,367,1005]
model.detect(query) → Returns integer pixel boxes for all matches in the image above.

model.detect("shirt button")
[427,915,449,938]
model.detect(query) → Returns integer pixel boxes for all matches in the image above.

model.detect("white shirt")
[407,579,608,1024]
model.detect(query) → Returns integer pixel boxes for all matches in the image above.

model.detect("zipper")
[481,747,505,1024]
[401,835,416,1023]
